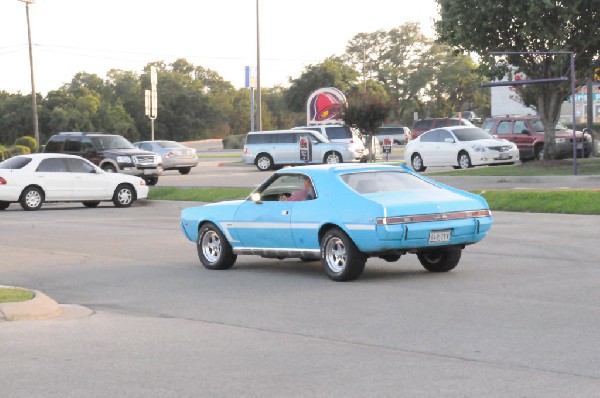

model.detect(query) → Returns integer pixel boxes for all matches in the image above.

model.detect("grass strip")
[477,190,600,215]
[148,187,253,202]
[430,158,600,176]
[0,287,34,303]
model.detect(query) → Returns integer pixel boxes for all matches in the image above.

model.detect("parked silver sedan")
[133,140,198,175]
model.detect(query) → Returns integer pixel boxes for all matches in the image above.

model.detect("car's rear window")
[325,126,352,140]
[341,171,437,194]
[0,156,32,169]
[157,141,183,148]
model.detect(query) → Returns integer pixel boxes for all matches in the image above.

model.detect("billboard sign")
[306,87,346,125]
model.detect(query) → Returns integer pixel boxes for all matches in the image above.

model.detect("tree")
[436,0,600,159]
[285,57,359,112]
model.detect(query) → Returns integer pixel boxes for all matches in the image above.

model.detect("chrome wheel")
[324,236,347,273]
[113,184,134,207]
[201,229,222,264]
[411,153,425,172]
[256,154,272,171]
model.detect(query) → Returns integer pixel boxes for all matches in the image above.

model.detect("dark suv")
[481,115,592,160]
[411,118,474,140]
[44,132,163,185]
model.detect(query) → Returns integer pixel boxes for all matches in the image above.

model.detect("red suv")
[481,115,592,161]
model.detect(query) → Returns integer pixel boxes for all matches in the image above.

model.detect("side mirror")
[250,192,262,203]
[522,129,530,135]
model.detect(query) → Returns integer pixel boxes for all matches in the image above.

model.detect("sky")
[1,0,440,95]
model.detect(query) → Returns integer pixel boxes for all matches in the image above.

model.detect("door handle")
[281,210,289,215]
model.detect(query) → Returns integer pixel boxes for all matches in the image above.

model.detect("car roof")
[16,153,87,160]
[274,163,411,177]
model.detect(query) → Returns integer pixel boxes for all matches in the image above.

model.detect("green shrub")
[9,145,31,156]
[222,134,246,149]
[0,145,8,161]
[14,136,38,152]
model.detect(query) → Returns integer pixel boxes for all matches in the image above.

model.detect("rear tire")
[20,186,44,211]
[144,177,158,186]
[179,167,191,175]
[417,247,462,272]
[324,151,342,164]
[197,222,237,270]
[321,227,366,281]
[112,184,135,208]
[0,201,10,210]
[411,153,426,172]
[255,153,273,171]
[82,201,100,208]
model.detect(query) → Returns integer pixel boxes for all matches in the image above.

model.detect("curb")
[0,286,62,321]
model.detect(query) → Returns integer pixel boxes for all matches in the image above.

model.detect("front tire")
[112,184,135,208]
[411,153,426,172]
[324,151,342,164]
[82,201,100,208]
[458,151,472,169]
[0,201,9,210]
[144,177,158,186]
[197,222,237,270]
[20,186,44,211]
[535,146,544,161]
[255,153,273,171]
[321,227,366,281]
[179,167,191,175]
[417,247,462,272]
[102,164,117,173]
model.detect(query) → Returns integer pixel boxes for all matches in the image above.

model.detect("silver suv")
[242,129,365,171]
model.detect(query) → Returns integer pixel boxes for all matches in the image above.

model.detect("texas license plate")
[499,152,509,159]
[429,230,451,244]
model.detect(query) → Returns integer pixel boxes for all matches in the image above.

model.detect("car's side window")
[140,143,153,151]
[420,130,439,142]
[81,138,95,153]
[496,121,512,134]
[63,138,82,153]
[514,121,528,134]
[258,175,314,202]
[438,130,454,142]
[36,158,68,172]
[65,158,95,173]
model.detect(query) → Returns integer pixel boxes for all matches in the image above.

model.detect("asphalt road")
[1,201,600,397]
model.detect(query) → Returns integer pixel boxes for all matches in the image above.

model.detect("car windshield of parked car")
[341,171,437,194]
[0,156,32,169]
[91,136,135,150]
[157,141,184,148]
[452,128,493,141]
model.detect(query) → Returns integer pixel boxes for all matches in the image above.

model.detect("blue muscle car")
[180,163,492,281]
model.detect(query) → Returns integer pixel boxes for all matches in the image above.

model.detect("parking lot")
[1,193,600,396]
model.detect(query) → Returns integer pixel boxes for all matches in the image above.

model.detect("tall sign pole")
[256,0,262,131]
[19,0,39,150]
[144,66,158,140]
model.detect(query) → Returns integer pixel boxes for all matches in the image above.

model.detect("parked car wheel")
[82,201,100,208]
[20,186,44,211]
[417,247,462,272]
[0,201,10,210]
[197,222,237,270]
[112,184,135,208]
[255,153,273,171]
[144,177,158,186]
[321,227,366,281]
[102,164,117,173]
[411,153,426,172]
[324,151,342,164]
[458,151,472,169]
[535,146,544,161]
[179,167,192,175]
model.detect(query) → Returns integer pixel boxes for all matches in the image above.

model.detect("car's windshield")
[341,171,438,194]
[0,156,32,169]
[452,128,493,141]
[91,135,135,150]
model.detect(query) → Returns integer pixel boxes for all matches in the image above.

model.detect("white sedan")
[404,126,519,171]
[0,153,149,211]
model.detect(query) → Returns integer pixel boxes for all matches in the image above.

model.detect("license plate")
[499,152,509,159]
[143,169,156,175]
[429,230,451,244]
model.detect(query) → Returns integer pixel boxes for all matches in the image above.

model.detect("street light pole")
[20,0,40,151]
[256,0,262,131]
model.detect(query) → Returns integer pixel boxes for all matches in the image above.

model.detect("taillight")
[0,177,6,185]
[243,146,248,154]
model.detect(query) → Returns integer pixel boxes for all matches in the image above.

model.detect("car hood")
[365,189,488,215]
[468,138,512,147]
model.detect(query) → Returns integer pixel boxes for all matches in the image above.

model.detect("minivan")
[242,129,364,171]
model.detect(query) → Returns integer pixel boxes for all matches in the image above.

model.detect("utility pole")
[20,0,39,150]
[256,0,262,131]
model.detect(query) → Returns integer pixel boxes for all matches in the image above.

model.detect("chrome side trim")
[377,210,492,225]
